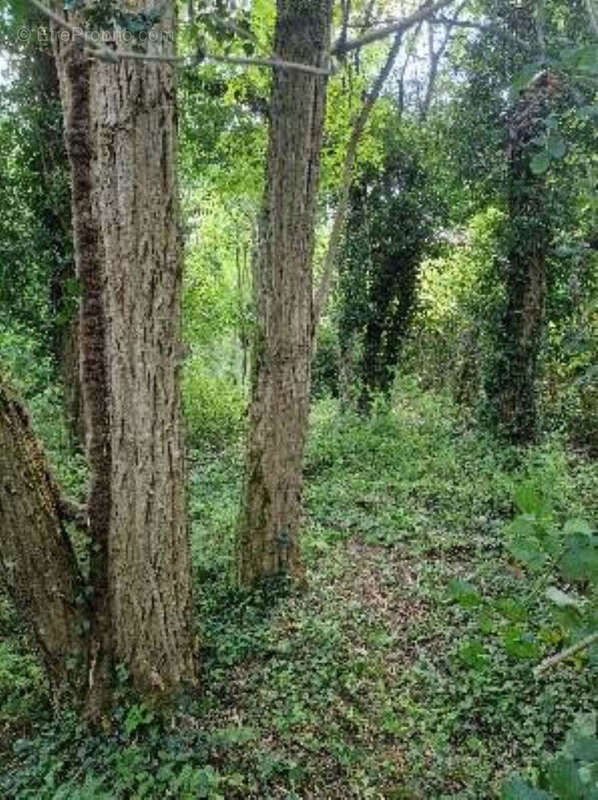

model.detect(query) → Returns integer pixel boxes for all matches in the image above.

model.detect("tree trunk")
[49,3,194,709]
[22,14,83,442]
[490,74,561,443]
[237,0,332,587]
[0,376,87,703]
[96,41,195,698]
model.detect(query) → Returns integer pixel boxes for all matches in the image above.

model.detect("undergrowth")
[0,375,596,798]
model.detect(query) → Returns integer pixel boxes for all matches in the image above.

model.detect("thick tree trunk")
[95,42,195,699]
[237,0,332,586]
[50,2,195,708]
[0,376,87,703]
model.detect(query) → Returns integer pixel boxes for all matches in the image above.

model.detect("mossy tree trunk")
[237,0,332,587]
[489,73,562,444]
[54,2,196,711]
[20,15,83,441]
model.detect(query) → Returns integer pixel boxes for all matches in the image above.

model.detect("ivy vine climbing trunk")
[237,0,333,586]
[489,72,562,444]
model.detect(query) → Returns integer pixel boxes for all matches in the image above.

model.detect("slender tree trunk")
[24,15,83,441]
[0,376,87,703]
[490,74,560,443]
[313,32,403,333]
[237,0,332,587]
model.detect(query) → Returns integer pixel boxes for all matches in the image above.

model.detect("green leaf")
[508,514,539,538]
[568,736,598,763]
[546,132,566,160]
[508,536,546,570]
[494,597,528,622]
[514,484,544,515]
[560,535,598,582]
[563,519,594,537]
[501,775,552,800]
[577,45,598,74]
[502,626,540,660]
[570,712,597,740]
[545,756,585,799]
[530,152,550,175]
[458,639,488,670]
[447,578,481,608]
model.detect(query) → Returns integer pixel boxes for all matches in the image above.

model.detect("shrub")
[183,356,245,450]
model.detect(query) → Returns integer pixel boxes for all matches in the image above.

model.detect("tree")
[0,10,82,437]
[236,0,333,587]
[489,72,557,443]
[0,1,196,716]
[236,0,462,586]
[0,376,87,704]
[337,121,440,407]
[436,0,595,443]
[481,3,583,443]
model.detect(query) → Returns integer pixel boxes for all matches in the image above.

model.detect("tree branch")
[26,0,331,75]
[534,631,598,677]
[397,19,425,114]
[428,16,530,50]
[313,32,404,333]
[332,0,460,56]
[420,1,467,120]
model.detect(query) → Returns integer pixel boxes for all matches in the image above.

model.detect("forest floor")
[1,377,597,798]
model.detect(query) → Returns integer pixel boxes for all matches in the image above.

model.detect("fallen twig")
[534,631,598,677]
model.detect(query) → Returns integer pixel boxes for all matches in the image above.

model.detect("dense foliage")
[0,0,596,796]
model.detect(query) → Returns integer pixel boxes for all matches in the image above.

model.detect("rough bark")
[55,30,115,712]
[0,376,87,702]
[96,38,195,698]
[237,0,332,587]
[51,1,195,707]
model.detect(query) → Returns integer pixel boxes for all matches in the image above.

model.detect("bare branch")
[335,0,352,57]
[397,19,425,113]
[429,16,530,50]
[313,32,404,332]
[534,631,598,677]
[332,0,460,56]
[26,0,331,75]
[420,0,467,119]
